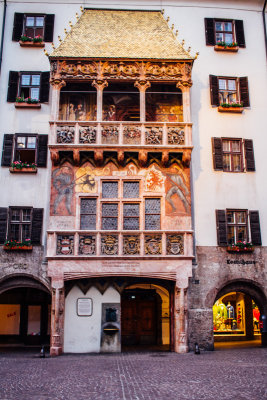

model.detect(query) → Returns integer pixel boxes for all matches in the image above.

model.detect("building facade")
[0,0,266,354]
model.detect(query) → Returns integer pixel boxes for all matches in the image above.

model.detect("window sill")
[19,41,45,48]
[9,167,37,173]
[227,246,254,253]
[218,106,243,114]
[15,102,41,109]
[3,245,33,251]
[214,45,239,52]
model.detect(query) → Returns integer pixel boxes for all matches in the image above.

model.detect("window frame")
[218,76,240,105]
[214,19,236,44]
[8,207,33,242]
[144,197,161,231]
[18,72,41,101]
[23,14,46,38]
[14,133,38,164]
[221,138,244,172]
[80,197,97,231]
[226,209,249,245]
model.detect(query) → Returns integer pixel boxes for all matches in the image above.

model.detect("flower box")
[214,45,239,52]
[15,102,41,109]
[218,106,243,113]
[9,167,37,173]
[19,40,45,48]
[227,246,254,253]
[3,245,33,251]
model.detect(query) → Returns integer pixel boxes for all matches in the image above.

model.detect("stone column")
[181,86,191,123]
[134,80,151,122]
[92,80,108,121]
[50,79,66,121]
[50,279,65,356]
[174,283,189,353]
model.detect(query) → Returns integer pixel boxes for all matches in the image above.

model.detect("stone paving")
[0,347,266,400]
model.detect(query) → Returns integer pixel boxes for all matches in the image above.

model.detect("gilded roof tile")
[50,9,192,60]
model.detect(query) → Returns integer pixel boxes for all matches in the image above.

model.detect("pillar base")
[176,343,188,353]
[50,346,63,356]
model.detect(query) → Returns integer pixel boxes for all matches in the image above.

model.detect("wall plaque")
[77,298,93,316]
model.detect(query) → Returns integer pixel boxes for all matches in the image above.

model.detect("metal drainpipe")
[0,0,7,75]
[263,0,267,60]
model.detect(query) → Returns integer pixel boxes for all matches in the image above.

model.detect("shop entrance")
[121,283,171,350]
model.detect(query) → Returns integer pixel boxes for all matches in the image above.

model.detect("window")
[12,13,54,42]
[212,138,255,172]
[216,210,261,246]
[79,180,161,231]
[7,71,50,103]
[205,18,245,47]
[1,134,48,167]
[0,207,43,245]
[209,76,250,107]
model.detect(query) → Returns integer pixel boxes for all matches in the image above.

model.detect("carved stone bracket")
[73,149,80,166]
[50,77,66,90]
[94,149,103,166]
[134,80,151,92]
[117,150,124,165]
[50,149,59,165]
[162,151,169,167]
[182,149,191,167]
[138,150,147,167]
[92,79,108,91]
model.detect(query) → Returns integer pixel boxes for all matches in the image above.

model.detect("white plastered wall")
[64,285,120,353]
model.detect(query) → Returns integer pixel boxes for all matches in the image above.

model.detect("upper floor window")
[80,180,162,231]
[12,13,54,42]
[7,71,50,103]
[0,207,43,245]
[216,210,261,246]
[1,134,48,168]
[212,138,255,172]
[209,75,250,108]
[205,18,245,47]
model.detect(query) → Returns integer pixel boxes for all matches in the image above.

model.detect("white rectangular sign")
[77,298,93,316]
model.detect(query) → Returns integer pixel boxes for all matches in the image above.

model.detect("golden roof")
[50,9,192,60]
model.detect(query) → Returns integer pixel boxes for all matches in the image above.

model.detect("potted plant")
[19,35,44,47]
[218,102,244,113]
[227,241,254,253]
[214,41,239,52]
[3,239,33,251]
[10,161,37,173]
[15,97,41,108]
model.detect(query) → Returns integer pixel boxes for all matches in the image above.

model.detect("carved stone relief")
[123,126,141,145]
[166,234,184,255]
[101,126,119,144]
[167,127,185,145]
[144,235,162,255]
[79,126,97,143]
[57,126,75,143]
[145,127,162,145]
[123,235,140,255]
[101,235,118,255]
[79,235,96,255]
[56,235,74,255]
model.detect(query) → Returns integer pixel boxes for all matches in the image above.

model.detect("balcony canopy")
[50,9,192,60]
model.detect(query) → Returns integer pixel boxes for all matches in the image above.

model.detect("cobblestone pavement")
[0,347,266,400]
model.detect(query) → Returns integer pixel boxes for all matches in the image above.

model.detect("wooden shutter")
[205,18,215,45]
[0,208,8,244]
[244,139,255,172]
[31,208,43,245]
[209,75,219,106]
[12,13,24,41]
[37,135,48,167]
[39,72,50,103]
[44,14,55,42]
[235,20,245,48]
[239,77,250,107]
[249,211,261,246]
[216,210,227,246]
[212,138,223,170]
[1,134,14,166]
[7,71,19,102]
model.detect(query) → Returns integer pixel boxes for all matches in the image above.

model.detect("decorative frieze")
[145,127,163,145]
[166,234,184,255]
[79,235,96,255]
[123,126,141,145]
[144,234,162,255]
[57,126,75,143]
[123,235,140,255]
[101,234,118,255]
[101,126,119,144]
[56,235,74,255]
[167,127,185,145]
[79,126,97,143]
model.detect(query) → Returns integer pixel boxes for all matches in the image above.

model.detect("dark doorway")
[121,289,161,346]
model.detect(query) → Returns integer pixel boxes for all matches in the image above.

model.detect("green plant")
[20,35,43,43]
[15,97,39,104]
[32,35,43,43]
[220,102,243,108]
[20,35,33,42]
[11,161,37,169]
[4,238,32,248]
[216,41,238,48]
[230,241,254,250]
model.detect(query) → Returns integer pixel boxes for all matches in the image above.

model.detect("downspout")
[0,0,7,75]
[263,0,267,60]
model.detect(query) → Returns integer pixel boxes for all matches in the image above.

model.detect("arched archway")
[211,280,267,348]
[0,275,51,346]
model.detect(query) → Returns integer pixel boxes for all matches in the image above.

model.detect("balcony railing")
[49,121,192,148]
[47,230,193,258]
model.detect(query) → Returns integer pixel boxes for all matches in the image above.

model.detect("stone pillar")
[92,80,108,121]
[174,283,189,353]
[50,279,65,356]
[134,80,151,122]
[50,79,66,120]
[176,82,191,123]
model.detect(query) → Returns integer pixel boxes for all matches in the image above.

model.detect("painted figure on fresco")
[52,166,75,215]
[166,172,190,214]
